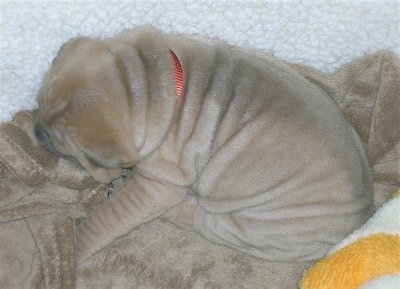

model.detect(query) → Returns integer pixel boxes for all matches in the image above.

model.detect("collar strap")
[169,49,183,105]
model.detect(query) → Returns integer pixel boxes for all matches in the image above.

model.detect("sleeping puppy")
[35,27,374,263]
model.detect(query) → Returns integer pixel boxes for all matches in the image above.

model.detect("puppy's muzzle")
[34,119,74,162]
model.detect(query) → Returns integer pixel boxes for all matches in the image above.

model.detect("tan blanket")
[1,51,398,289]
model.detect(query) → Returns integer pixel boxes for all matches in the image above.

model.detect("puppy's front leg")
[76,172,186,263]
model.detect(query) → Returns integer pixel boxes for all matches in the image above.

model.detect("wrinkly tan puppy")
[35,27,374,263]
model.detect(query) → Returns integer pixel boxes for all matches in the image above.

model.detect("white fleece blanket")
[1,0,399,123]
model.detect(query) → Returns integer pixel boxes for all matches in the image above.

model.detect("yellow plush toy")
[300,189,400,289]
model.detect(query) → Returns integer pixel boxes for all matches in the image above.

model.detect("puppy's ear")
[36,69,69,127]
[38,37,95,125]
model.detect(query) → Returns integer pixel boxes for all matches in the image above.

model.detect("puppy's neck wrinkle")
[106,34,179,160]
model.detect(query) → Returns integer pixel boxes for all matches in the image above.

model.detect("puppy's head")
[35,37,138,183]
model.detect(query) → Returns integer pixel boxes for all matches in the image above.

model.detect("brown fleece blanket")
[1,51,399,289]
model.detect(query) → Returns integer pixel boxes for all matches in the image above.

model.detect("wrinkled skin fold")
[35,27,374,263]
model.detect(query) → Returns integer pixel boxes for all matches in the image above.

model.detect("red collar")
[169,49,183,105]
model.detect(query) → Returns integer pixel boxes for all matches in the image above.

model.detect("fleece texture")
[1,0,399,122]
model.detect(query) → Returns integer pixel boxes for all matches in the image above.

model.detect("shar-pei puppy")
[35,27,374,263]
